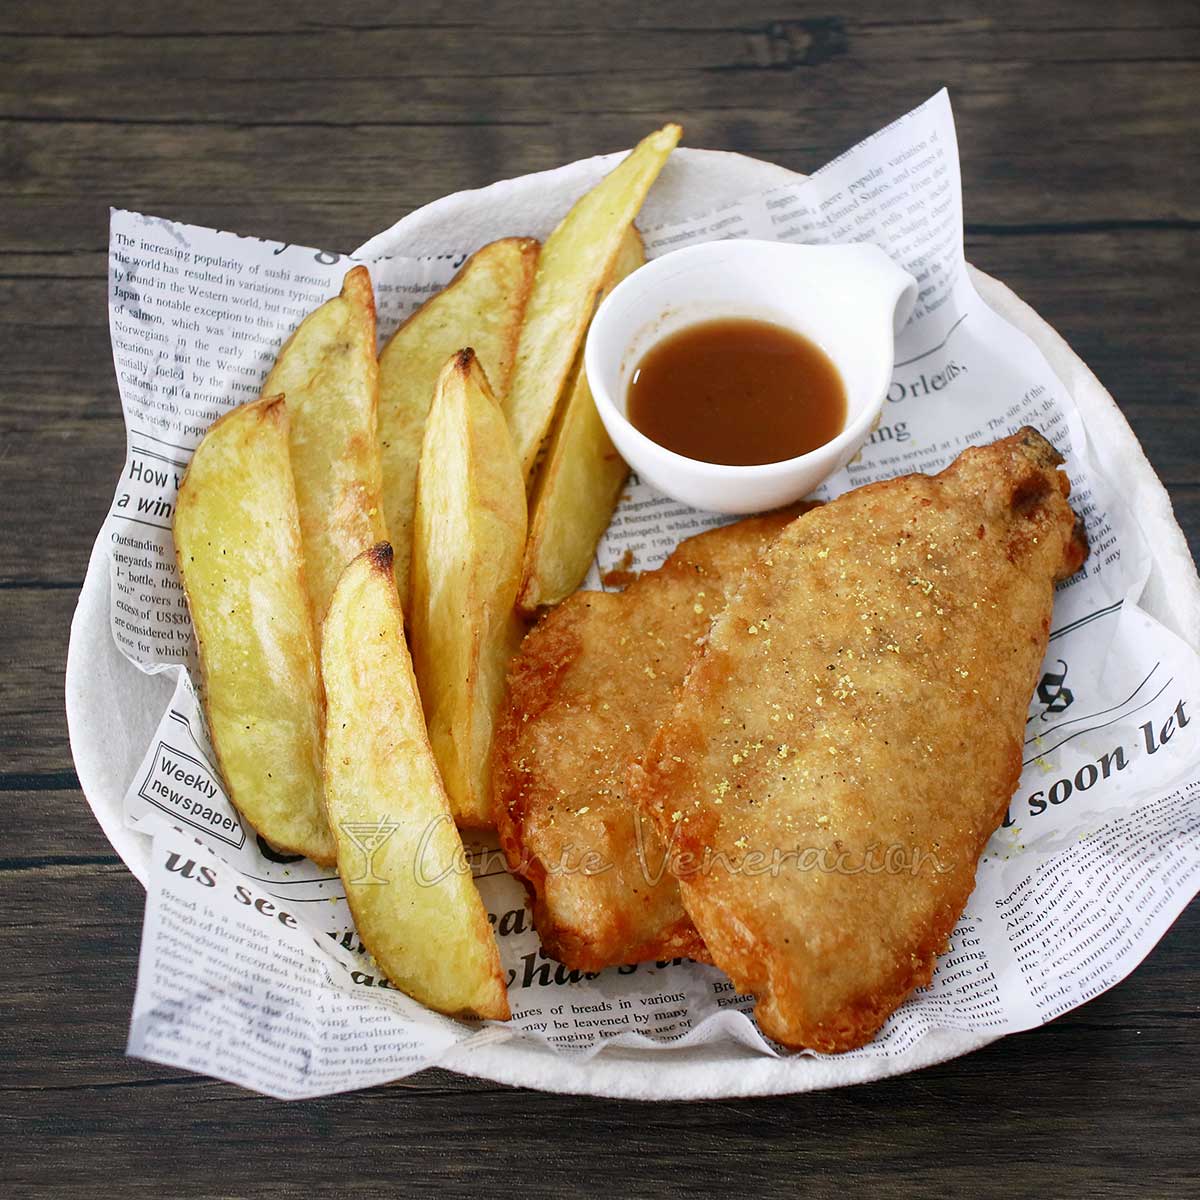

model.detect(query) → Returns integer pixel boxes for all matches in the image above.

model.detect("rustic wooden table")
[3,2,1197,1195]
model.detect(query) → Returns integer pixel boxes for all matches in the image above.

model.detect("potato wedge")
[322,543,509,1020]
[504,123,682,482]
[261,265,387,623]
[378,238,538,605]
[517,227,646,612]
[411,350,527,827]
[174,396,334,864]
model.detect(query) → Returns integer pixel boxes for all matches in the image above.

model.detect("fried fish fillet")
[493,512,802,971]
[633,428,1088,1052]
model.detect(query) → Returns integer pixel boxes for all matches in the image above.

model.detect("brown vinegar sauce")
[626,317,846,466]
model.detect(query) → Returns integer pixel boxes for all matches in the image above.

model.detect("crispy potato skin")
[261,265,387,623]
[378,238,538,606]
[633,428,1089,1052]
[411,350,528,828]
[494,512,805,972]
[322,543,509,1020]
[504,124,681,482]
[174,396,334,865]
[517,227,644,613]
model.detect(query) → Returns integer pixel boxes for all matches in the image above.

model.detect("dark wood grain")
[2,1,1197,1195]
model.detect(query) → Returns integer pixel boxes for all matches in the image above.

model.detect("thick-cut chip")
[322,543,509,1020]
[174,396,334,864]
[495,512,804,971]
[261,265,387,622]
[517,228,644,613]
[634,429,1089,1053]
[411,350,527,827]
[378,238,538,604]
[504,124,681,481]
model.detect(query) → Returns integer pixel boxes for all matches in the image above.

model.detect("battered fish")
[633,428,1088,1052]
[493,512,801,971]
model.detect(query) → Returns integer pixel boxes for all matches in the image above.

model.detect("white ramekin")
[585,239,918,513]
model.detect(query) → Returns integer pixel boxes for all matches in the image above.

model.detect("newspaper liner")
[85,91,1200,1098]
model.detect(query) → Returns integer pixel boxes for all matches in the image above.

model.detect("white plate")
[68,148,1199,1099]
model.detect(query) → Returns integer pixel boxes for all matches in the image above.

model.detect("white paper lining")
[85,91,1200,1098]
